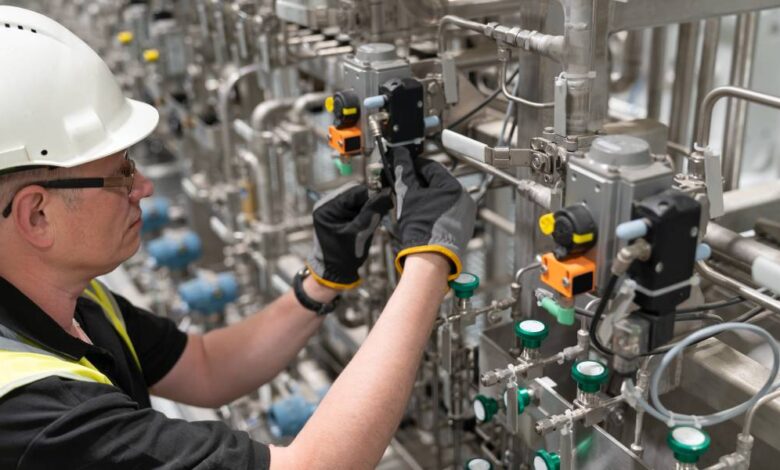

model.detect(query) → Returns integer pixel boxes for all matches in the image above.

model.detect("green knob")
[464,458,493,470]
[533,449,560,470]
[667,426,711,464]
[539,297,575,326]
[571,360,609,393]
[515,319,549,349]
[473,395,499,423]
[334,158,353,176]
[450,272,480,299]
[503,388,532,414]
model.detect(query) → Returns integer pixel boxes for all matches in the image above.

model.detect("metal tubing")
[217,63,262,182]
[610,0,780,31]
[646,27,667,120]
[478,208,515,235]
[668,22,699,163]
[250,98,295,131]
[704,222,780,267]
[291,92,330,124]
[563,0,596,135]
[696,86,780,149]
[696,261,780,314]
[437,15,489,56]
[499,58,555,109]
[692,18,721,140]
[447,151,552,209]
[722,13,759,190]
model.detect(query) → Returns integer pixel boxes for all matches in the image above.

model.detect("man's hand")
[307,182,393,289]
[391,146,476,280]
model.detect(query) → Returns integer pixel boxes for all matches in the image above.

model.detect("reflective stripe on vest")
[81,279,142,372]
[0,351,112,399]
[0,279,139,399]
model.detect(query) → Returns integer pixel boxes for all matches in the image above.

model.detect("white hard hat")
[0,6,159,173]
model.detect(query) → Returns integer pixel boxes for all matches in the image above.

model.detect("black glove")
[307,182,393,289]
[391,146,476,280]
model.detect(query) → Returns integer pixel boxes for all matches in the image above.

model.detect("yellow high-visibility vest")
[0,280,141,399]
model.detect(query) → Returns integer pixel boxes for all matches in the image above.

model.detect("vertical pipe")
[693,18,721,142]
[647,26,667,120]
[563,0,595,135]
[669,22,700,169]
[722,12,759,190]
[514,0,550,319]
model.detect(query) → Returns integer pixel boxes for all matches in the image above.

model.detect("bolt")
[690,226,699,237]
[531,155,544,170]
[562,277,570,287]
[393,124,400,132]
[427,82,439,93]
[540,264,549,274]
[655,262,664,273]
[417,100,423,108]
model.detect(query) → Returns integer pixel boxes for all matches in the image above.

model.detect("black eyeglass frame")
[1,158,135,218]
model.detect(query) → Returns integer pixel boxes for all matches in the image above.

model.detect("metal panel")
[611,0,780,31]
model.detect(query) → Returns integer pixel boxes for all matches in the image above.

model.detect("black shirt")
[0,276,271,469]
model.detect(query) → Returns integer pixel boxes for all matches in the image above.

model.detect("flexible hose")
[624,322,780,428]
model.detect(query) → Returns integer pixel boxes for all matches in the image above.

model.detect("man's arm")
[270,253,449,469]
[150,275,336,408]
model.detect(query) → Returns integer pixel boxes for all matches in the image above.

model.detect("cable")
[447,66,520,131]
[588,274,620,357]
[375,136,395,188]
[623,322,780,428]
[674,295,745,314]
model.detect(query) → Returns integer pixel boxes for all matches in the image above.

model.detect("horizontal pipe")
[704,223,780,267]
[478,208,515,235]
[696,261,780,314]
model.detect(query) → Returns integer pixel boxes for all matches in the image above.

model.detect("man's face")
[54,151,154,275]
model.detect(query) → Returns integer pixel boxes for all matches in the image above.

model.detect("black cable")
[673,295,745,314]
[446,67,521,131]
[375,136,395,188]
[588,274,620,357]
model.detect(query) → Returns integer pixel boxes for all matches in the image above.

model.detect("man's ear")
[12,186,54,249]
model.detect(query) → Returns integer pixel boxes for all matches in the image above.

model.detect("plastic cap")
[571,360,609,393]
[465,458,493,470]
[324,96,334,113]
[533,449,560,470]
[696,243,712,261]
[616,219,648,240]
[667,426,711,463]
[504,388,532,414]
[424,115,441,129]
[363,95,386,109]
[473,395,499,423]
[515,319,549,349]
[117,31,134,44]
[539,213,555,235]
[334,158,353,176]
[450,272,480,299]
[143,48,160,62]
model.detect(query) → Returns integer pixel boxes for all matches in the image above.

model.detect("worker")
[0,6,476,469]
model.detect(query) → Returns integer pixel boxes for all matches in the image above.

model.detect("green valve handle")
[515,319,549,349]
[533,449,561,470]
[472,395,499,423]
[503,388,532,414]
[450,272,480,299]
[334,158,353,176]
[539,297,575,326]
[464,458,493,470]
[667,426,711,464]
[571,360,609,393]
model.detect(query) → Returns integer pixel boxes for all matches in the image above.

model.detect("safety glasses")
[1,155,135,218]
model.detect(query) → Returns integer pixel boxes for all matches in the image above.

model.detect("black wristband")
[293,268,339,316]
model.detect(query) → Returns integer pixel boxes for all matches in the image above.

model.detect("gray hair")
[0,166,84,214]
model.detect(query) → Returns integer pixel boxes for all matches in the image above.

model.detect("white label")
[467,459,492,470]
[672,427,706,446]
[521,320,545,333]
[534,456,549,470]
[577,361,605,377]
[473,400,486,421]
